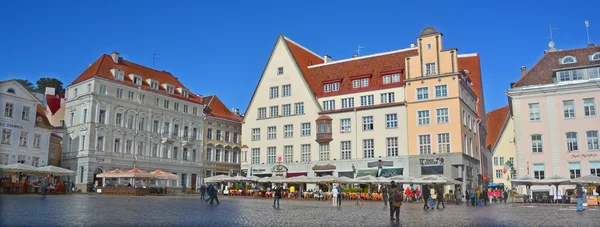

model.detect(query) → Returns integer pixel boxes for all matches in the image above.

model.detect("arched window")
[591,52,600,61]
[561,56,576,64]
[7,88,15,94]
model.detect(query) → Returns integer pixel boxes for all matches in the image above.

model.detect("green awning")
[356,169,378,177]
[378,168,403,178]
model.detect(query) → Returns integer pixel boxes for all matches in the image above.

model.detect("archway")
[92,168,104,187]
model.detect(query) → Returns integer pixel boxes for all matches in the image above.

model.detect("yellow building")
[486,106,516,189]
[202,95,242,182]
[405,27,486,190]
[48,133,62,167]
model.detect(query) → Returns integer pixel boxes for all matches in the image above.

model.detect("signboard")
[419,157,444,166]
[421,166,443,175]
[367,160,393,168]
[0,122,24,129]
[312,164,336,171]
[378,168,404,178]
[570,153,598,159]
[252,168,266,173]
[271,165,288,172]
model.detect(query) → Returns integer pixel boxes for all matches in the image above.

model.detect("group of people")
[465,188,509,206]
[200,184,220,205]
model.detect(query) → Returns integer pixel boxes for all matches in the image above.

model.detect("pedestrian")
[455,187,462,205]
[404,187,412,202]
[206,184,220,205]
[390,185,402,221]
[575,184,584,211]
[415,187,421,202]
[422,185,430,210]
[465,189,470,206]
[381,185,388,207]
[337,184,342,206]
[273,186,281,208]
[41,177,49,198]
[436,186,446,209]
[332,185,339,206]
[503,190,509,203]
[200,184,206,199]
[388,181,397,216]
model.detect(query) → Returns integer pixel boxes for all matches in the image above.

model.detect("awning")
[356,169,378,178]
[286,172,307,178]
[378,168,403,177]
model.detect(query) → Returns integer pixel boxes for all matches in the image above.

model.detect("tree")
[35,77,64,94]
[15,79,35,92]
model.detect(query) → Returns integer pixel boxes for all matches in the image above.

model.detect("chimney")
[45,87,56,95]
[324,55,332,63]
[520,66,526,77]
[410,43,416,48]
[231,108,240,116]
[352,54,359,58]
[110,51,120,64]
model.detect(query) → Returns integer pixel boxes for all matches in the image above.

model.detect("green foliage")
[15,79,35,91]
[36,77,64,94]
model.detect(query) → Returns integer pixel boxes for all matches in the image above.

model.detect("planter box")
[513,198,524,203]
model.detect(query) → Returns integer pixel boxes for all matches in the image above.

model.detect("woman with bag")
[391,187,402,221]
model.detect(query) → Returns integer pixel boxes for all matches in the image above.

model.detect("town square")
[1,0,599,226]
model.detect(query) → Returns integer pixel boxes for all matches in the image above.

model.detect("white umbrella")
[355,175,385,184]
[258,176,284,183]
[571,174,600,184]
[413,175,461,185]
[0,163,42,174]
[37,165,76,176]
[511,175,543,186]
[204,175,228,183]
[539,175,570,184]
[281,176,318,183]
[315,175,350,183]
[386,175,415,184]
[223,176,259,182]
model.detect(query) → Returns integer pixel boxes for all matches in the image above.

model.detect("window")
[591,161,600,177]
[267,147,276,164]
[126,115,134,129]
[387,137,398,157]
[419,134,432,154]
[18,131,27,147]
[566,132,579,152]
[385,114,397,128]
[251,128,260,141]
[270,87,279,99]
[381,92,395,104]
[324,84,331,92]
[363,139,374,158]
[233,133,239,144]
[206,148,212,161]
[21,106,30,121]
[114,138,121,152]
[33,133,41,148]
[416,87,429,100]
[282,85,291,97]
[425,63,436,75]
[163,100,169,109]
[434,85,448,98]
[569,162,581,179]
[284,124,293,138]
[69,112,74,126]
[216,130,222,141]
[115,88,122,99]
[383,75,391,84]
[151,81,159,90]
[301,123,311,136]
[267,126,276,139]
[361,78,369,87]
[137,141,144,156]
[81,109,88,124]
[500,157,505,166]
[163,147,168,158]
[332,83,339,91]
[533,164,545,179]
[572,70,583,80]
[154,98,160,107]
[360,95,374,106]
[125,139,133,154]
[269,106,279,117]
[431,108,447,125]
[206,128,213,140]
[283,145,293,163]
[589,67,600,79]
[1,128,11,144]
[587,131,599,150]
[127,91,134,101]
[417,110,430,125]
[277,67,284,75]
[173,147,179,159]
[340,119,351,132]
[73,88,78,98]
[301,144,311,162]
[183,105,188,113]
[437,133,451,153]
[341,141,352,160]
[282,104,291,116]
[166,85,174,94]
[4,103,14,117]
[173,103,179,111]
[561,56,576,64]
[341,98,354,109]
[583,98,596,117]
[362,116,373,130]
[495,169,503,179]
[214,149,220,162]
[592,53,600,61]
[494,157,499,166]
[531,134,543,153]
[152,120,159,133]
[173,124,180,137]
[391,73,400,83]
[98,110,106,124]
[528,103,541,121]
[98,84,107,95]
[323,100,335,110]
[463,110,466,126]
[257,107,266,119]
[223,130,228,142]
[6,88,15,94]
[352,80,360,88]
[223,149,229,162]
[231,150,236,163]
[138,116,146,131]
[151,144,158,157]
[563,100,575,118]
[295,103,304,115]
[252,148,260,164]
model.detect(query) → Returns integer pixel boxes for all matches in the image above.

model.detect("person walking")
[575,184,585,211]
[390,185,403,221]
[455,188,462,205]
[332,185,339,206]
[200,184,206,200]
[387,181,397,217]
[436,186,446,209]
[422,185,430,210]
[337,184,342,206]
[465,189,470,206]
[381,185,388,208]
[41,177,49,198]
[273,186,281,208]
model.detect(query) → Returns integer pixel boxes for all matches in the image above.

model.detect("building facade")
[62,52,205,191]
[404,28,486,191]
[202,95,242,180]
[487,106,517,188]
[507,44,600,197]
[48,133,62,167]
[0,80,53,167]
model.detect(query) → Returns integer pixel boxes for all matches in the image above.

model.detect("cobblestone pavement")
[1,195,598,227]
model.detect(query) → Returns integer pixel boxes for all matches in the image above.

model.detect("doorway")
[92,168,104,187]
[191,174,197,191]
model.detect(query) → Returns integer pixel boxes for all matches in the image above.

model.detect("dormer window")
[182,90,189,98]
[591,52,600,61]
[163,83,174,94]
[383,73,401,84]
[560,56,576,64]
[323,83,339,93]
[131,74,143,86]
[151,81,158,90]
[111,69,124,81]
[177,87,189,97]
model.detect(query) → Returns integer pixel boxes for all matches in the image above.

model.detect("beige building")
[202,95,242,181]
[486,106,516,188]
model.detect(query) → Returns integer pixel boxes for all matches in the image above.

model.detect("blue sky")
[1,0,598,113]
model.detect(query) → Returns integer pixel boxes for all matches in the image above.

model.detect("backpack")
[573,188,578,196]
[394,191,403,202]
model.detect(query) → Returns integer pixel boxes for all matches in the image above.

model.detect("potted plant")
[513,194,524,203]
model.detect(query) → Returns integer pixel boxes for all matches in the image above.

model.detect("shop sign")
[252,168,266,173]
[367,160,393,168]
[570,153,598,159]
[419,157,444,166]
[312,164,336,171]
[0,122,24,129]
[272,165,288,172]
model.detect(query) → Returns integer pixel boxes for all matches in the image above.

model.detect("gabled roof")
[45,94,64,115]
[203,95,242,123]
[308,48,418,97]
[0,79,43,104]
[70,54,203,105]
[512,46,600,88]
[485,105,510,150]
[284,38,325,94]
[36,104,52,129]
[458,54,485,118]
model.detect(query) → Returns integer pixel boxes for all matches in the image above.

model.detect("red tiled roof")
[485,106,510,150]
[70,54,203,105]
[36,104,52,129]
[241,144,249,149]
[458,54,485,118]
[284,38,324,93]
[45,94,64,115]
[512,46,600,88]
[203,95,242,122]
[307,49,418,97]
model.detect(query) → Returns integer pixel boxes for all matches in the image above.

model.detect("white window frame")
[284,124,293,138]
[341,98,354,109]
[323,100,335,110]
[282,84,291,97]
[416,87,429,100]
[560,56,576,64]
[587,130,599,151]
[277,67,284,75]
[385,114,397,129]
[341,141,351,160]
[391,73,400,83]
[270,86,279,99]
[436,108,449,124]
[418,134,432,155]
[282,104,291,116]
[437,132,451,153]
[301,144,311,162]
[295,102,304,115]
[434,84,448,98]
[319,143,330,161]
[360,95,374,106]
[425,62,437,75]
[267,126,276,140]
[284,145,293,163]
[380,92,395,104]
[352,80,360,88]
[21,106,30,121]
[363,139,374,158]
[583,98,597,117]
[531,134,543,153]
[566,132,579,152]
[251,148,260,164]
[417,110,430,126]
[340,119,351,133]
[33,133,41,148]
[258,107,266,119]
[528,103,541,121]
[301,123,311,136]
[269,106,279,118]
[332,83,339,91]
[324,84,331,92]
[251,128,260,141]
[383,75,391,84]
[362,116,374,131]
[387,137,398,157]
[563,100,575,119]
[361,78,369,87]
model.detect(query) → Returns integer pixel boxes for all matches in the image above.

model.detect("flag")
[503,160,511,174]
[586,20,589,28]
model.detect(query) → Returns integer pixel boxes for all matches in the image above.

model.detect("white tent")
[0,163,43,174]
[37,165,76,176]
[258,176,285,183]
[571,174,600,184]
[413,175,461,185]
[386,175,415,184]
[204,175,228,183]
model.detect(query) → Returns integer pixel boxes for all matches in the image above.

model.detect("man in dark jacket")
[436,186,445,209]
[575,184,584,211]
[422,185,431,210]
[200,184,206,199]
[273,186,281,208]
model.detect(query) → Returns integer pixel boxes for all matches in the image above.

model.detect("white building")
[241,36,410,180]
[62,52,205,191]
[0,80,52,167]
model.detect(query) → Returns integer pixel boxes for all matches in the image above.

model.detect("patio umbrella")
[539,175,570,202]
[258,176,284,183]
[0,163,42,174]
[37,165,76,176]
[204,175,228,183]
[150,170,178,180]
[412,175,461,185]
[386,175,415,184]
[281,176,318,184]
[223,176,259,182]
[120,168,154,179]
[571,174,600,184]
[511,175,543,202]
[96,169,124,178]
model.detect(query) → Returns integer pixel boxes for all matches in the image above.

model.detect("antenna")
[585,20,591,44]
[356,45,364,56]
[153,53,159,68]
[549,24,559,42]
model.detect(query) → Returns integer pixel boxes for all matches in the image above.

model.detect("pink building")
[507,44,600,200]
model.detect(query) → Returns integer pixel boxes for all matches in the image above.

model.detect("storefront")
[409,153,480,191]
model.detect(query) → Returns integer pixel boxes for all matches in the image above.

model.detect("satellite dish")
[549,41,555,48]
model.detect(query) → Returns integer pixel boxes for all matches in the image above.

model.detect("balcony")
[315,115,333,143]
[316,133,333,143]
[161,132,175,143]
[182,137,197,147]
